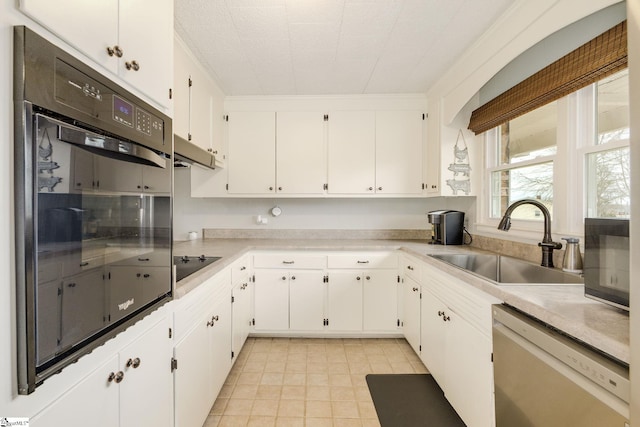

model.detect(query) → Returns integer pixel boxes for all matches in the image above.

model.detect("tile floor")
[203,337,428,427]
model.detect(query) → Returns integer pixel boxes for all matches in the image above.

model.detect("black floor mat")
[366,374,466,427]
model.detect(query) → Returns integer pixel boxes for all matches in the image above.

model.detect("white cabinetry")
[19,0,173,108]
[375,111,424,194]
[231,256,252,360]
[420,266,501,427]
[327,111,376,194]
[173,269,232,427]
[276,112,326,194]
[173,37,224,157]
[326,252,398,332]
[326,271,364,331]
[327,110,424,195]
[253,252,326,332]
[401,256,422,355]
[227,111,276,194]
[31,316,173,427]
[226,111,326,195]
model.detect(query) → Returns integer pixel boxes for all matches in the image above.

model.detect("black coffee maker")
[427,210,465,245]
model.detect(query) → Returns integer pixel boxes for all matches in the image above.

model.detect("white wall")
[173,167,475,240]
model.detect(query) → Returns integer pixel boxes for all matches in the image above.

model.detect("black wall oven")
[14,27,173,394]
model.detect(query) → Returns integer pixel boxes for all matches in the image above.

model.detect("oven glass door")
[33,113,172,370]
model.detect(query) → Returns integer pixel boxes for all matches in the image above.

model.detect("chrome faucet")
[497,199,562,268]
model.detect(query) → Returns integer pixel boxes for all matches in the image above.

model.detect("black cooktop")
[174,255,221,282]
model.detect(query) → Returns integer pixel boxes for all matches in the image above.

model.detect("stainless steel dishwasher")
[492,305,629,427]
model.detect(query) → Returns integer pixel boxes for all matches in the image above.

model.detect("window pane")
[498,101,557,165]
[586,147,630,218]
[491,162,553,219]
[597,69,629,145]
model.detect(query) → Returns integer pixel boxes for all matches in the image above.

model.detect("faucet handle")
[539,241,563,250]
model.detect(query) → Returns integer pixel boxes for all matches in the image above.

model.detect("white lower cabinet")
[31,315,173,427]
[289,270,326,331]
[232,279,253,359]
[420,267,500,427]
[402,275,421,355]
[253,270,291,331]
[173,269,233,427]
[326,271,363,331]
[362,269,399,331]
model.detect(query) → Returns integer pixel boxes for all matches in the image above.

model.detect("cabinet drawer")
[173,269,231,340]
[402,257,421,281]
[327,252,397,269]
[231,255,250,284]
[253,253,326,269]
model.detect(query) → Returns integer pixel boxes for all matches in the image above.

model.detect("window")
[482,68,630,237]
[586,69,630,218]
[488,102,557,220]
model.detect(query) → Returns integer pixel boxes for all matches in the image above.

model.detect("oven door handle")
[36,114,167,169]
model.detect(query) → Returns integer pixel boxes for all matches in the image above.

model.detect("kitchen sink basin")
[428,253,583,285]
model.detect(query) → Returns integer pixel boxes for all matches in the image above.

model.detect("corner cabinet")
[19,0,173,108]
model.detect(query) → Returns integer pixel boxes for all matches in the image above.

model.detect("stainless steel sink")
[428,253,583,285]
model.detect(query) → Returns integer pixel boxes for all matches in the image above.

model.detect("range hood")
[174,135,216,169]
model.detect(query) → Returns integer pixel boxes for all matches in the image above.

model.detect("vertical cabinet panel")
[402,276,421,354]
[227,112,276,194]
[232,280,253,358]
[327,271,363,331]
[376,111,424,194]
[327,111,376,194]
[289,270,326,331]
[276,112,326,194]
[208,297,233,399]
[174,317,211,427]
[119,319,173,427]
[254,270,290,330]
[363,270,398,331]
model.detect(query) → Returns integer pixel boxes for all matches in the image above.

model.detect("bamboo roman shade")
[468,20,627,135]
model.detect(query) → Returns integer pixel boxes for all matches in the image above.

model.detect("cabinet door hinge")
[168,328,173,339]
[252,318,256,326]
[231,351,235,359]
[422,113,427,120]
[422,183,425,190]
[323,318,329,326]
[419,345,422,352]
[323,275,329,283]
[224,115,229,122]
[188,133,192,141]
[188,78,193,87]
[397,275,400,283]
[169,88,172,99]
[324,114,329,121]
[231,296,235,303]
[252,274,256,282]
[171,357,178,372]
[491,352,494,363]
[226,183,229,191]
[323,183,328,191]
[397,319,400,327]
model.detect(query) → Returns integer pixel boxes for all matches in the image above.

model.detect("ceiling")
[174,0,515,96]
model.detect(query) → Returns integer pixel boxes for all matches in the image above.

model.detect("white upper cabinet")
[327,110,424,195]
[276,112,326,195]
[174,37,224,157]
[20,0,173,108]
[227,111,276,194]
[375,111,424,194]
[327,111,376,194]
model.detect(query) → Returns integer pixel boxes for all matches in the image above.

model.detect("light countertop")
[173,238,629,365]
